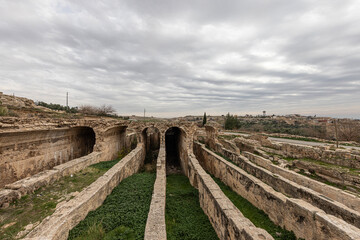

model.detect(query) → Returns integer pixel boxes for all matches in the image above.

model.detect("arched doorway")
[141,127,160,170]
[165,127,185,174]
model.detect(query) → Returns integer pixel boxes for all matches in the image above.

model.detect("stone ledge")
[187,153,274,240]
[24,144,145,240]
[243,151,360,212]
[194,142,360,239]
[214,146,360,229]
[0,152,102,208]
[144,145,167,240]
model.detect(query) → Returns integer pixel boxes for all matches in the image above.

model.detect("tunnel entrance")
[141,127,160,171]
[74,127,96,156]
[165,127,182,174]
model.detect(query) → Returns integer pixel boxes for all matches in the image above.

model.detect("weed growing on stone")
[91,158,124,171]
[165,174,218,240]
[212,176,296,240]
[68,172,156,240]
[218,134,239,140]
[296,169,353,191]
[117,147,130,160]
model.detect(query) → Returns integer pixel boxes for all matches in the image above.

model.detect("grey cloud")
[0,0,359,118]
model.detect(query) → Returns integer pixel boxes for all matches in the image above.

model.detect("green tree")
[202,112,207,126]
[224,113,240,130]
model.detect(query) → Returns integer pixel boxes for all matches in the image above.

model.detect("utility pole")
[66,92,69,109]
[144,108,146,120]
[334,119,339,148]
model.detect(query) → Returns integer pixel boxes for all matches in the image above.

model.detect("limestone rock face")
[0,92,37,108]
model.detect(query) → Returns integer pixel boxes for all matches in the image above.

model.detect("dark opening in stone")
[165,127,182,174]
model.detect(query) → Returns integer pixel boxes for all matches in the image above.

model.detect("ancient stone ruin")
[1,116,360,240]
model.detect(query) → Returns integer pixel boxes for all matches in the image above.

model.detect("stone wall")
[259,139,360,168]
[242,151,360,213]
[211,143,360,228]
[292,160,360,190]
[0,127,96,187]
[0,130,139,208]
[193,142,360,240]
[125,132,137,151]
[98,126,127,162]
[233,135,360,168]
[233,137,259,153]
[185,152,273,239]
[156,125,272,239]
[24,143,146,240]
[178,128,189,175]
[0,152,102,208]
[144,145,166,240]
[142,127,160,154]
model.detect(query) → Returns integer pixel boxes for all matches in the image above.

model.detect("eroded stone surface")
[144,145,167,240]
[24,144,146,240]
[194,142,360,239]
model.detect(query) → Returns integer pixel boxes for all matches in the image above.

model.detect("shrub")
[36,101,78,113]
[224,113,240,130]
[0,106,8,116]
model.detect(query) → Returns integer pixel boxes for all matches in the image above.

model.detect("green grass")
[90,158,124,171]
[212,176,296,240]
[270,136,360,147]
[213,151,233,163]
[68,172,156,240]
[264,151,285,158]
[219,135,239,140]
[270,136,327,143]
[295,168,360,194]
[283,157,297,161]
[166,174,218,240]
[297,169,349,190]
[285,157,360,175]
[0,157,125,240]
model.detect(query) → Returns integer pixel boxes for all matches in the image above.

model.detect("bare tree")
[337,120,360,142]
[98,104,115,115]
[78,104,116,116]
[78,105,99,115]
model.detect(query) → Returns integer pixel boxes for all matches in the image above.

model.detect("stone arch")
[165,126,188,174]
[141,126,161,165]
[99,125,127,161]
[0,126,96,187]
[71,126,96,155]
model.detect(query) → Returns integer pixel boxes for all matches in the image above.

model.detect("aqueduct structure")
[1,118,360,239]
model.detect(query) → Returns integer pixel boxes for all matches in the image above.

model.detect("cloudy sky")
[1,1,359,118]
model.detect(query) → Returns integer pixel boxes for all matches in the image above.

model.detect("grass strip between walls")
[212,176,297,240]
[68,172,156,240]
[166,174,218,240]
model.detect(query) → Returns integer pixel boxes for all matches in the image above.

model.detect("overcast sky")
[1,1,359,118]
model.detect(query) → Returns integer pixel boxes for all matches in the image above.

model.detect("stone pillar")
[205,125,218,150]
